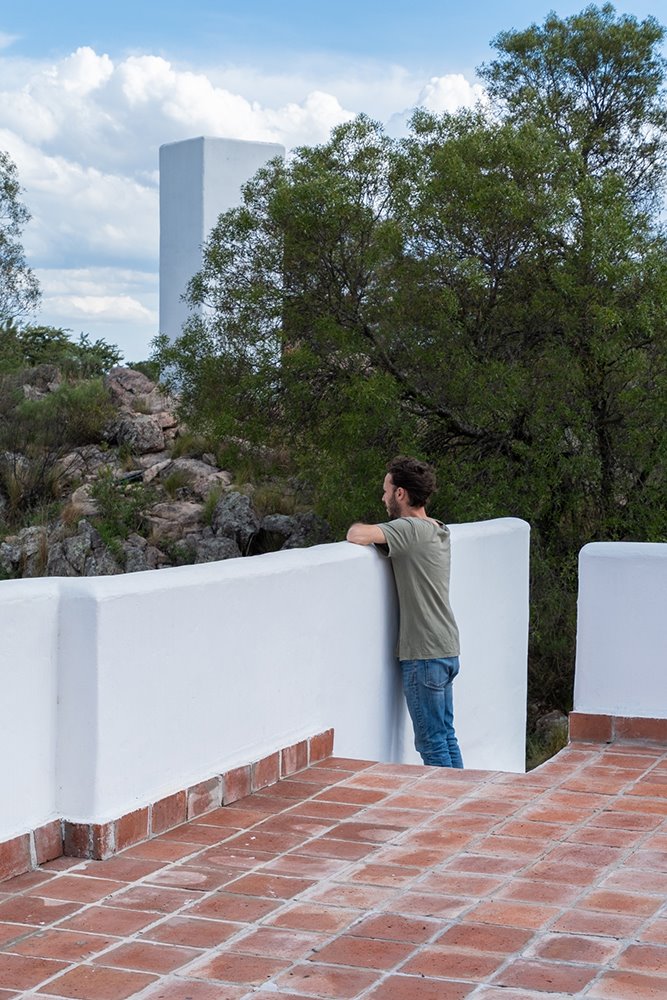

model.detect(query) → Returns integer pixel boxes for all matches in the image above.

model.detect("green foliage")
[0,152,40,321]
[202,485,225,526]
[162,468,191,498]
[526,719,569,771]
[15,380,115,448]
[152,5,667,715]
[128,358,160,381]
[170,431,214,459]
[0,378,116,525]
[0,322,123,377]
[90,470,155,547]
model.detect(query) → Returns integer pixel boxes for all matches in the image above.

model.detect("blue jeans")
[400,657,463,768]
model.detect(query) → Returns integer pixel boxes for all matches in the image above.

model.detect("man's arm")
[346,523,387,546]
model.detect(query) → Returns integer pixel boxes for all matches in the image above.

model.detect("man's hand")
[346,523,387,545]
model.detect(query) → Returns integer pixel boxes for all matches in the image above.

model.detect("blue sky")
[1,1,664,360]
[6,1,662,72]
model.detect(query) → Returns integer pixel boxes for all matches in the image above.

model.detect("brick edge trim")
[569,712,667,745]
[0,728,333,881]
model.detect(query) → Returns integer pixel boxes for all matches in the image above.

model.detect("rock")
[135,451,171,470]
[534,710,569,744]
[46,520,121,577]
[57,445,118,485]
[0,526,49,577]
[280,513,332,549]
[0,540,20,576]
[210,492,260,551]
[120,534,169,572]
[163,458,232,499]
[103,367,180,455]
[142,459,172,484]
[21,364,62,400]
[105,367,175,415]
[69,484,98,517]
[145,501,204,541]
[194,536,242,563]
[110,413,166,454]
[260,514,297,539]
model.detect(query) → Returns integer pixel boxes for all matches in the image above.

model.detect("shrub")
[15,379,116,448]
[90,470,155,546]
[0,322,123,377]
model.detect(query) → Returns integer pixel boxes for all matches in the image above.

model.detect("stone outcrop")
[104,367,179,453]
[46,521,121,577]
[211,492,261,552]
[0,365,333,580]
[145,501,204,542]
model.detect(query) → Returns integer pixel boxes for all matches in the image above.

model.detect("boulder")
[21,364,62,400]
[210,492,260,551]
[121,534,169,573]
[151,458,232,499]
[279,513,332,549]
[57,445,118,485]
[194,536,242,563]
[142,459,172,484]
[534,710,569,745]
[105,367,175,415]
[46,520,121,577]
[69,484,98,517]
[0,526,49,577]
[111,413,166,454]
[145,501,204,541]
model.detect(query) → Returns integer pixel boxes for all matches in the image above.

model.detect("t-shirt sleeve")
[376,518,413,556]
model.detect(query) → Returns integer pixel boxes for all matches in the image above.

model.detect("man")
[347,456,463,768]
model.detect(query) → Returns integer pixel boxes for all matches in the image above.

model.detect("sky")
[1,0,663,361]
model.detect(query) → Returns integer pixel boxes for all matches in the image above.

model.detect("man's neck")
[398,506,429,519]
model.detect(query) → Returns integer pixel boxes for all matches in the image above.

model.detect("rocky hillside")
[0,367,331,578]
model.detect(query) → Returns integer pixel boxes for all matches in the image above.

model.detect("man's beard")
[386,495,401,519]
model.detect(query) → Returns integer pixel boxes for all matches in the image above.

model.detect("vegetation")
[0,151,40,321]
[0,372,116,526]
[153,4,667,717]
[89,469,155,552]
[0,321,124,376]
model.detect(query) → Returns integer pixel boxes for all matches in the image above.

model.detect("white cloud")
[54,46,114,95]
[47,294,153,323]
[418,74,486,112]
[35,267,158,361]
[387,73,486,136]
[0,45,486,360]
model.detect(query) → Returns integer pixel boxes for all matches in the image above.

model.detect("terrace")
[0,525,666,998]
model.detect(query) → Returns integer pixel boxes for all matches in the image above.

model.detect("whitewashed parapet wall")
[575,542,667,718]
[0,518,529,842]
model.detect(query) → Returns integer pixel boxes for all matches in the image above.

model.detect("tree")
[154,6,667,714]
[0,322,123,377]
[0,151,40,321]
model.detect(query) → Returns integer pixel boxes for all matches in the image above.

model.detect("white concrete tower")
[159,136,285,341]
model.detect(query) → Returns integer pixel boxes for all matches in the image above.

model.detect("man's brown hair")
[387,456,437,508]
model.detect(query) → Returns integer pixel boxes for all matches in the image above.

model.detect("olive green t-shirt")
[377,516,460,661]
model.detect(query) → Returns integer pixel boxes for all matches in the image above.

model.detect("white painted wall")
[574,542,667,717]
[159,136,285,341]
[0,518,529,838]
[0,580,60,839]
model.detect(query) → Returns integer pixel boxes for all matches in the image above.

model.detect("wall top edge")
[160,136,286,153]
[580,541,667,560]
[450,517,530,540]
[0,518,528,600]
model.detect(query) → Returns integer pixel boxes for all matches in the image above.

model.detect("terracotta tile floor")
[2,742,667,999]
